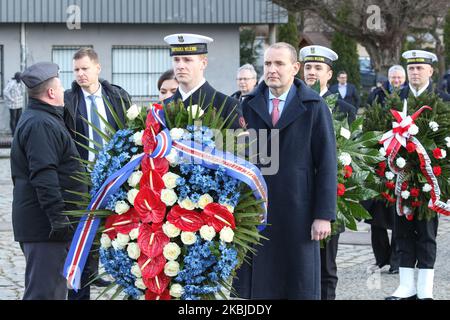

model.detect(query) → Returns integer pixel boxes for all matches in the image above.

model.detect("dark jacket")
[367,81,408,107]
[164,81,242,129]
[330,82,360,109]
[323,90,357,125]
[11,99,87,242]
[233,78,337,299]
[399,81,450,102]
[64,79,131,161]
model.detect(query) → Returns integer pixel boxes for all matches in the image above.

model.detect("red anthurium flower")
[401,181,408,191]
[167,205,205,232]
[140,169,165,193]
[103,209,140,239]
[141,156,169,177]
[337,183,346,196]
[344,165,353,178]
[406,214,414,221]
[146,111,161,134]
[385,181,395,190]
[433,166,442,176]
[134,186,166,223]
[137,223,169,258]
[143,127,157,154]
[138,253,166,280]
[411,201,422,207]
[202,203,236,232]
[406,142,416,153]
[145,289,171,300]
[410,188,420,198]
[144,270,171,295]
[433,148,443,159]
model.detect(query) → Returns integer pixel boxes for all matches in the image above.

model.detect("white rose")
[100,233,112,249]
[220,226,235,243]
[445,137,450,148]
[164,261,180,277]
[429,121,439,132]
[127,242,141,260]
[198,194,214,209]
[130,263,142,278]
[401,190,410,199]
[116,233,130,247]
[181,231,197,246]
[128,171,143,188]
[161,189,178,206]
[162,172,180,189]
[440,149,447,159]
[340,127,351,140]
[404,206,412,215]
[127,189,140,206]
[200,225,216,241]
[379,147,387,157]
[163,242,181,261]
[422,183,432,192]
[133,130,144,146]
[170,128,185,141]
[165,148,180,166]
[162,222,181,238]
[129,227,139,241]
[188,104,204,118]
[396,157,406,169]
[111,239,125,251]
[408,124,419,136]
[135,278,147,290]
[338,152,352,166]
[179,197,196,211]
[169,284,184,298]
[126,104,141,120]
[385,171,395,180]
[115,200,130,215]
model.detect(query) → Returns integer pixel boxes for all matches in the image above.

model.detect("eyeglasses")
[237,77,255,81]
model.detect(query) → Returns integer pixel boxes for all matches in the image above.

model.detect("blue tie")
[88,95,103,150]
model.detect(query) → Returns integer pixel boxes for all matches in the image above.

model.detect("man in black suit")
[64,48,131,300]
[163,33,241,129]
[330,71,361,110]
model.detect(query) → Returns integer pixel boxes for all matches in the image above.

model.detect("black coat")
[399,81,450,102]
[323,90,357,125]
[11,99,87,242]
[329,82,360,109]
[64,79,131,161]
[367,81,410,107]
[164,81,242,129]
[233,78,337,299]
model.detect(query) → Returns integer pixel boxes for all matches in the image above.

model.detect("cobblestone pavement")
[1,149,450,300]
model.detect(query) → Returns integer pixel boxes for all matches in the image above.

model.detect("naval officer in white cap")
[163,33,241,128]
[400,49,450,101]
[300,45,356,125]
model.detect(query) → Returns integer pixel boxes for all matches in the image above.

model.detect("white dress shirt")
[268,87,290,116]
[178,78,206,102]
[409,80,430,97]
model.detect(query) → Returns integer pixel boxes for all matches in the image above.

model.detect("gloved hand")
[48,214,74,241]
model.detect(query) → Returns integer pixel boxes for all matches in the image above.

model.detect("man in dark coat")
[233,42,337,300]
[231,63,258,102]
[329,71,361,110]
[11,62,86,300]
[163,33,242,129]
[367,65,407,107]
[299,45,354,300]
[63,48,131,300]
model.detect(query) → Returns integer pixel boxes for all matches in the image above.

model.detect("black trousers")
[394,214,438,269]
[20,242,69,300]
[320,233,340,300]
[371,224,400,269]
[9,108,22,135]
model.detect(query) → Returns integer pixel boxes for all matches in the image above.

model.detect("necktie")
[88,95,103,150]
[271,98,280,126]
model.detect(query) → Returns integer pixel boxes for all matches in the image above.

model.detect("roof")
[0,0,288,24]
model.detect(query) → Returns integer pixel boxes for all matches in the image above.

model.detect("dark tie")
[88,95,103,150]
[271,98,280,126]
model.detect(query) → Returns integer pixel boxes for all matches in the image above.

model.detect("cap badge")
[178,35,184,43]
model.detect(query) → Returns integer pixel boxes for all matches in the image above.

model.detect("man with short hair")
[233,42,337,299]
[330,70,361,110]
[163,33,241,128]
[64,47,131,300]
[367,65,407,107]
[11,62,86,299]
[231,64,258,101]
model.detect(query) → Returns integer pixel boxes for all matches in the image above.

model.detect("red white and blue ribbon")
[150,128,171,158]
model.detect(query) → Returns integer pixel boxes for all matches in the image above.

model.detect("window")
[52,46,92,90]
[0,45,3,98]
[112,46,171,99]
